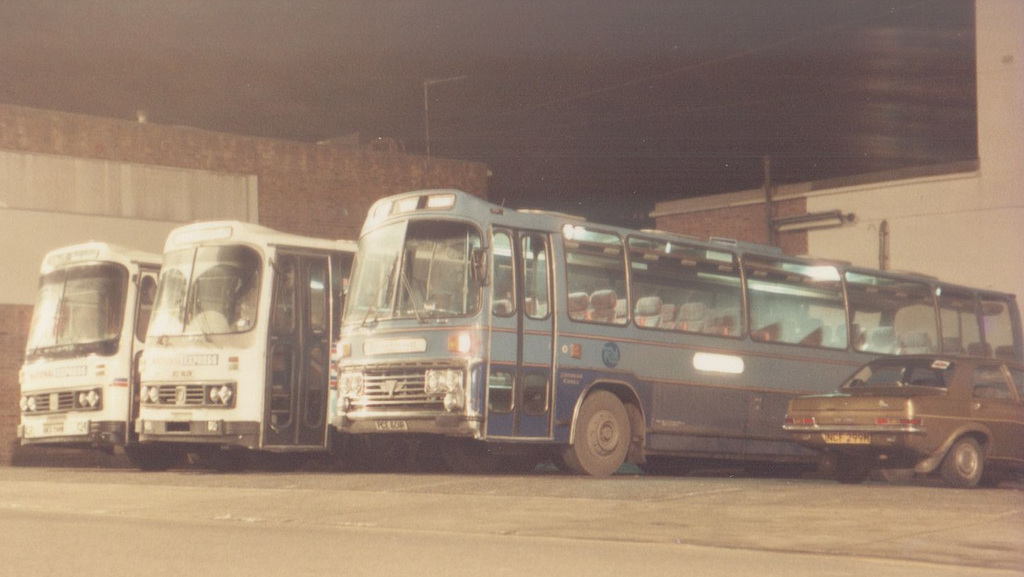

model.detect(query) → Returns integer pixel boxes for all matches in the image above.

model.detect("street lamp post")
[423,76,466,158]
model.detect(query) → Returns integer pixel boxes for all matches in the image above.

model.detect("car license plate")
[823,433,870,445]
[375,420,408,431]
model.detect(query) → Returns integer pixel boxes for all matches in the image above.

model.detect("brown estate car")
[784,356,1024,487]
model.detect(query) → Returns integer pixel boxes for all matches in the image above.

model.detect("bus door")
[264,252,332,448]
[129,270,158,443]
[486,230,554,439]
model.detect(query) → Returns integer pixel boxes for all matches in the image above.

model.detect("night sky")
[0,1,976,227]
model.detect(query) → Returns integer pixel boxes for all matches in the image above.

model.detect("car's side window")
[972,366,1013,400]
[1008,368,1024,401]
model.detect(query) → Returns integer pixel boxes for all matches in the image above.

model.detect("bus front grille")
[150,384,207,406]
[355,368,443,410]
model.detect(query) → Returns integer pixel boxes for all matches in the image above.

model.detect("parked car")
[784,355,1024,487]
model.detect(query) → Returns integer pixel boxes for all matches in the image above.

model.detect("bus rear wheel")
[562,390,630,477]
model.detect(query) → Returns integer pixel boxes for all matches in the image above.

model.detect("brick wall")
[0,103,489,241]
[0,103,490,464]
[0,305,31,465]
[654,197,809,257]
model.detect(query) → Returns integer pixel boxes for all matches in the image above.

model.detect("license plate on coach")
[43,422,65,435]
[822,433,870,445]
[375,420,408,431]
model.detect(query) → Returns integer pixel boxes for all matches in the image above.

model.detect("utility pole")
[423,76,467,158]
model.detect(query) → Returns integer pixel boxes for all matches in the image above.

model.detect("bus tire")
[562,390,630,477]
[940,436,984,488]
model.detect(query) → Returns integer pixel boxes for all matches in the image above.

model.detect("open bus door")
[128,272,158,444]
[485,230,554,440]
[264,252,332,448]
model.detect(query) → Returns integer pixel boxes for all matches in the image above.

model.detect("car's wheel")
[940,436,984,488]
[834,455,871,484]
[561,390,630,477]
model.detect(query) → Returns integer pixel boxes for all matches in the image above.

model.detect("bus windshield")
[149,245,261,337]
[345,219,483,324]
[25,263,127,360]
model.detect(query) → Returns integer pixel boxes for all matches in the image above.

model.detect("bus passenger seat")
[614,299,628,322]
[567,292,590,321]
[751,322,781,342]
[706,308,739,336]
[866,327,896,353]
[900,331,933,354]
[589,290,618,323]
[659,303,677,328]
[492,299,513,316]
[634,296,663,327]
[676,302,707,332]
[967,342,993,358]
[820,325,834,347]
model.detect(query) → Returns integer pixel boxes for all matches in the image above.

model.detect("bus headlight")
[19,396,31,412]
[206,383,235,406]
[443,390,465,412]
[142,386,160,404]
[424,369,464,395]
[339,372,364,397]
[425,369,466,410]
[76,389,101,409]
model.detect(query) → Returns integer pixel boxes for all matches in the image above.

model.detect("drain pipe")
[878,219,890,271]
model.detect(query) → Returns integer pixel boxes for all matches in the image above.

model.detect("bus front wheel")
[562,390,630,477]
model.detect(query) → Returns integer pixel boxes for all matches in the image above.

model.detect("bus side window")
[492,232,515,317]
[273,257,297,334]
[136,275,156,342]
[309,259,328,334]
[564,227,626,325]
[846,271,937,356]
[522,234,549,319]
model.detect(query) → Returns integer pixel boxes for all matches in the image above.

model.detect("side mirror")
[470,247,489,286]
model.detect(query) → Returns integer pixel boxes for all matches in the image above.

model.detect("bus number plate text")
[375,420,408,432]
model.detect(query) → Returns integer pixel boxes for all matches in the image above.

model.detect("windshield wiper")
[361,304,380,328]
[399,269,425,324]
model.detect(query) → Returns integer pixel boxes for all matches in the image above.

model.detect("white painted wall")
[809,0,1023,300]
[0,150,258,305]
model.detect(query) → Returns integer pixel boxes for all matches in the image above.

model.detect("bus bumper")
[19,420,127,448]
[137,419,260,448]
[334,413,483,438]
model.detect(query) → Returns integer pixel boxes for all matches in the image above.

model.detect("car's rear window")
[845,361,952,389]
